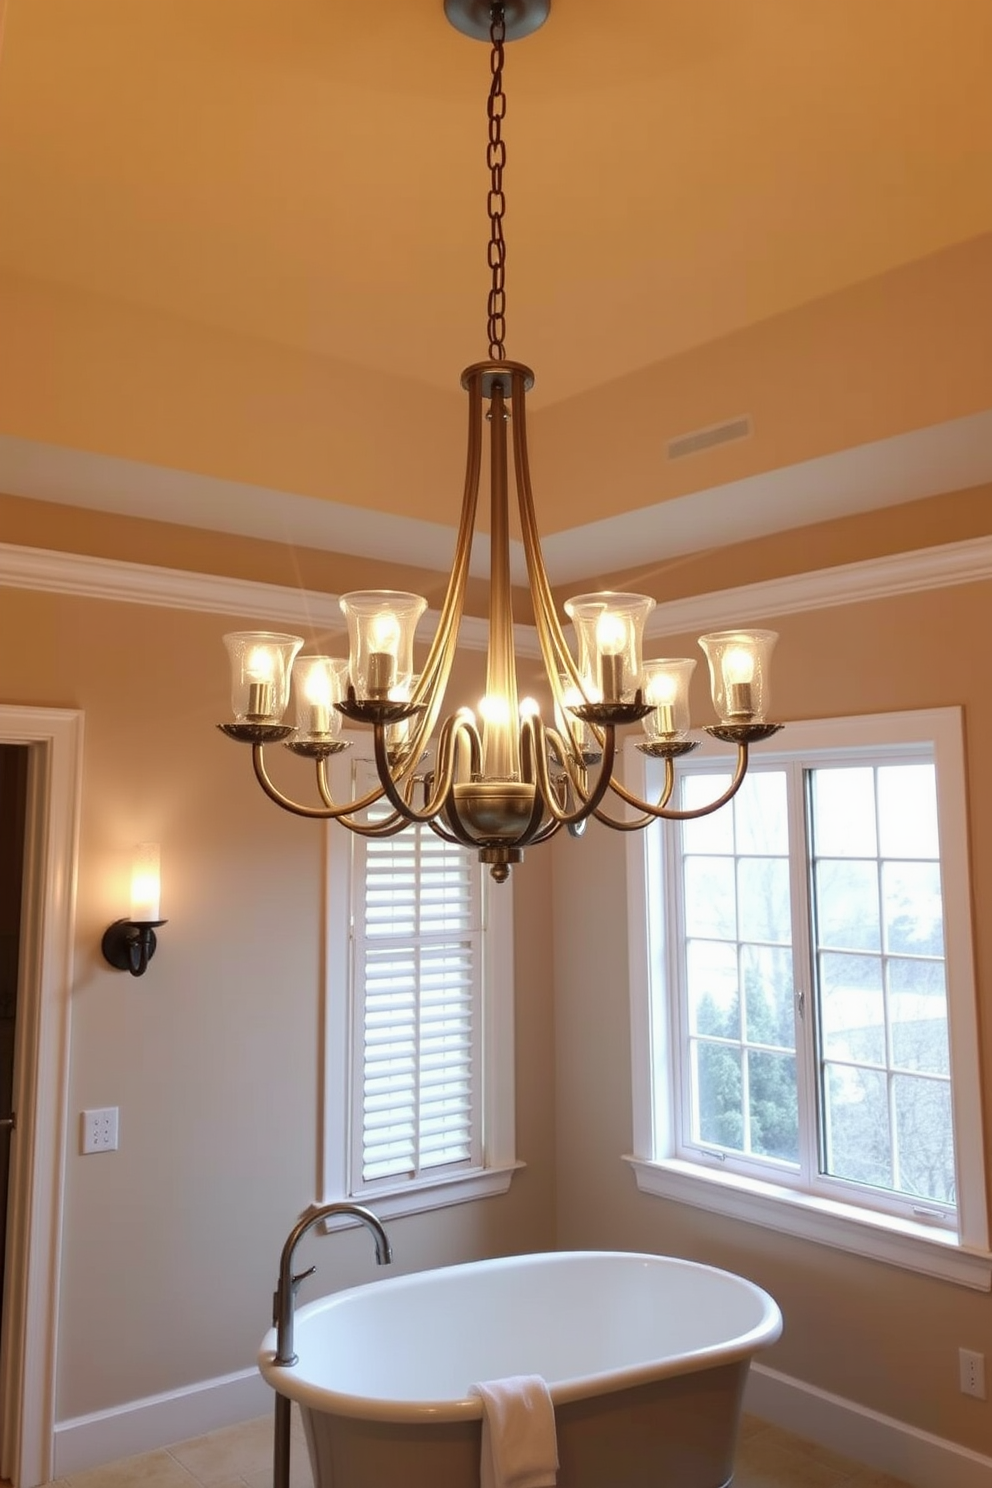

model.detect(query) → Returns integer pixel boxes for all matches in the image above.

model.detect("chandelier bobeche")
[218,0,782,882]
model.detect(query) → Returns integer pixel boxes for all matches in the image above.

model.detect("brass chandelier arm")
[427,814,465,846]
[315,755,338,810]
[371,712,478,826]
[401,376,485,768]
[545,726,598,795]
[510,372,584,694]
[522,714,618,827]
[310,748,413,837]
[482,375,521,778]
[590,755,679,830]
[251,745,394,822]
[604,743,751,821]
[250,745,356,820]
[330,808,414,839]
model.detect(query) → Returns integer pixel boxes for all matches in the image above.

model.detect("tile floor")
[15,1410,914,1488]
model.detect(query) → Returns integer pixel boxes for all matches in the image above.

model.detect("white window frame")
[626,707,992,1290]
[321,738,519,1224]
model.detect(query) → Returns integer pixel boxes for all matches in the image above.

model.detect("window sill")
[625,1155,992,1291]
[324,1161,525,1226]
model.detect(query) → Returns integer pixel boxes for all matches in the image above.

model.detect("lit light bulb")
[367,612,401,697]
[724,647,755,685]
[595,612,628,702]
[646,670,679,706]
[646,668,679,735]
[723,645,755,718]
[596,612,627,655]
[519,697,541,719]
[303,666,331,708]
[246,647,274,681]
[246,646,276,717]
[298,659,335,734]
[479,694,511,727]
[369,612,401,653]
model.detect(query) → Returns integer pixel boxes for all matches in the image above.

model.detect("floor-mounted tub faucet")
[269,1201,392,1488]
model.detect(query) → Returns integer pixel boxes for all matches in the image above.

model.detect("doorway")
[0,745,28,1328]
[0,707,82,1488]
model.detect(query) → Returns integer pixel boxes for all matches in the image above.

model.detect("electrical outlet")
[959,1348,986,1399]
[81,1107,119,1154]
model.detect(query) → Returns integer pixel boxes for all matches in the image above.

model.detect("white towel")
[470,1374,559,1488]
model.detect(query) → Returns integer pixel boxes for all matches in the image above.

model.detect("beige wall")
[0,581,555,1422]
[3,486,992,1454]
[552,565,992,1456]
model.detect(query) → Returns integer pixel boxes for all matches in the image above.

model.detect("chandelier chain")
[487,4,507,360]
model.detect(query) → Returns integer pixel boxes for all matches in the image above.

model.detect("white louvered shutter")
[351,807,483,1188]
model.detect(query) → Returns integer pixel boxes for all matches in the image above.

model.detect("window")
[626,709,991,1288]
[322,748,518,1221]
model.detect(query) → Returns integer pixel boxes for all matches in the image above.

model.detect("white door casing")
[0,706,82,1488]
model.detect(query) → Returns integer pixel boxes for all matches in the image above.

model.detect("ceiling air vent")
[667,415,752,461]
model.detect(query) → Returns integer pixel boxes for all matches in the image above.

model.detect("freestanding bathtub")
[258,1249,782,1488]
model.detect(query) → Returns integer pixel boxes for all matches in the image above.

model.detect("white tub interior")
[263,1250,781,1412]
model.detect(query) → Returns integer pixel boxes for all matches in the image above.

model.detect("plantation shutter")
[351,800,483,1188]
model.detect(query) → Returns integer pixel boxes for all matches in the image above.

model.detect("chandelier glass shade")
[218,1,782,881]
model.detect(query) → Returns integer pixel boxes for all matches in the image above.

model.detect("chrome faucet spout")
[272,1201,391,1367]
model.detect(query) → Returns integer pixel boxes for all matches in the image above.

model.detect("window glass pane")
[818,951,884,1065]
[687,940,740,1038]
[735,771,789,855]
[683,857,736,939]
[694,1040,743,1150]
[878,763,939,859]
[681,775,735,853]
[823,1063,892,1189]
[814,859,881,951]
[810,768,877,857]
[893,1074,955,1204]
[888,958,950,1075]
[742,944,795,1049]
[747,1049,799,1163]
[882,861,944,956]
[737,857,791,943]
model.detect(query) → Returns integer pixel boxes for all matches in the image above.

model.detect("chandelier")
[218,0,782,883]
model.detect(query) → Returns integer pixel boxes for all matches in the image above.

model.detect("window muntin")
[628,709,989,1282]
[808,762,954,1206]
[671,751,957,1221]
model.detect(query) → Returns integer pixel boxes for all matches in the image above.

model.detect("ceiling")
[0,0,990,582]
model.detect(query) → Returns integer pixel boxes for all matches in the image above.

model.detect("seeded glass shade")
[642,658,696,741]
[224,632,304,723]
[564,593,656,704]
[339,591,427,701]
[292,656,349,741]
[699,631,778,724]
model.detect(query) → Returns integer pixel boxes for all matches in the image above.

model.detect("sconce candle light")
[102,843,167,978]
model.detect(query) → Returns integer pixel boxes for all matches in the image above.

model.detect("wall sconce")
[101,843,167,978]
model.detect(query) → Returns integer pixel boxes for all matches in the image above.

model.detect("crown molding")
[0,542,502,654]
[645,533,992,639]
[1,535,991,658]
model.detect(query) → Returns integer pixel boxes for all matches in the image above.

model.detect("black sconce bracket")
[101,919,168,978]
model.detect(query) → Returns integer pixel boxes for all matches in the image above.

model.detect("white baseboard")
[746,1361,992,1488]
[52,1367,272,1479]
[51,1357,992,1487]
